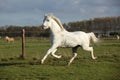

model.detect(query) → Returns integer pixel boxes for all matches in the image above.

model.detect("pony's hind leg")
[68,46,78,66]
[68,53,77,66]
[82,46,97,60]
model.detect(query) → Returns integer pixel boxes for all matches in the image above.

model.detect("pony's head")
[42,14,64,30]
[42,14,52,29]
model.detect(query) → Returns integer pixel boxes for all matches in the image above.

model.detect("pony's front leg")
[41,45,59,64]
[51,49,62,59]
[41,49,52,64]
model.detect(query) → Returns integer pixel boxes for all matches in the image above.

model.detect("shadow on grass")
[0,62,27,67]
[0,57,40,67]
[1,56,119,67]
[0,57,66,67]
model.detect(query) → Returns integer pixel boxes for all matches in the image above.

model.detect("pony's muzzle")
[42,25,49,30]
[41,25,45,29]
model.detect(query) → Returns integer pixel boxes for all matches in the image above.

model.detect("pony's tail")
[88,32,99,43]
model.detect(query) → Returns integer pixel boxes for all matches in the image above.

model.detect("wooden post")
[20,29,25,59]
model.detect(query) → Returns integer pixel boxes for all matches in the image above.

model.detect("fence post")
[20,29,25,59]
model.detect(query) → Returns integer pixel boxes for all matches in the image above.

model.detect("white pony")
[41,14,99,66]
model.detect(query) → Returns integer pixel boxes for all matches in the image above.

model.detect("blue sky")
[0,0,120,26]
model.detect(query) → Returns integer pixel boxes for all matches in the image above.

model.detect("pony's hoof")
[58,55,62,59]
[67,63,71,67]
[41,60,44,64]
[92,57,97,60]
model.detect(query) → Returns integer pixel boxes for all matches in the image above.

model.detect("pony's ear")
[44,14,48,17]
[49,13,54,16]
[44,13,52,16]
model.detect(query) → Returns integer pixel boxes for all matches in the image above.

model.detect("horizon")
[0,16,119,27]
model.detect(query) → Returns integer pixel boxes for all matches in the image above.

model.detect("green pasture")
[0,38,120,80]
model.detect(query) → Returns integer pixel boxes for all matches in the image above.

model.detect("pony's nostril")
[41,25,44,29]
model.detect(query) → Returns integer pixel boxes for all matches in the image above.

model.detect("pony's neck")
[50,21,66,35]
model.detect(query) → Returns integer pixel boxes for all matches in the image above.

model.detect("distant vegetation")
[0,16,120,37]
[67,16,120,37]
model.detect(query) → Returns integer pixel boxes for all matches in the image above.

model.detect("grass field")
[0,38,120,80]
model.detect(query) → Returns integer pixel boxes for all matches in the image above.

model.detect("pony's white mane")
[46,14,64,30]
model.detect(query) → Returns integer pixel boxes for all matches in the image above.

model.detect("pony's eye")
[47,19,49,22]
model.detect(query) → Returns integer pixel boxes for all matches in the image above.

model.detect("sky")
[0,0,120,26]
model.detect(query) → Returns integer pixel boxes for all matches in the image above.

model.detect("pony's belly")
[60,45,75,47]
[60,41,78,47]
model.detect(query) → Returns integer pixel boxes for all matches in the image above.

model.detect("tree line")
[66,16,120,36]
[0,25,50,37]
[0,16,120,37]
